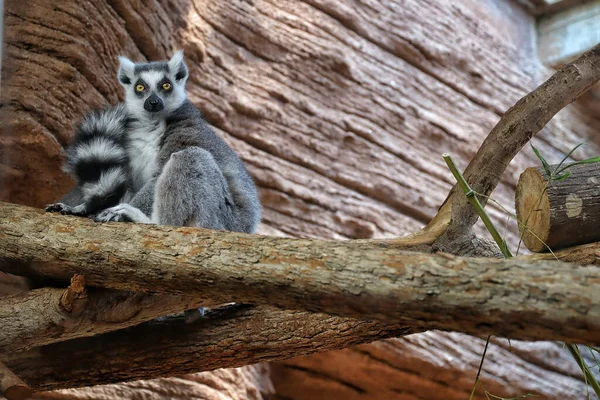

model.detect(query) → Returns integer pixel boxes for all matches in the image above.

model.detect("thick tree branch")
[436,43,600,245]
[0,202,598,345]
[0,282,210,352]
[2,305,415,392]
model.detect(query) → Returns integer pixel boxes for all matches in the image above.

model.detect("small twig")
[0,361,33,400]
[566,343,600,398]
[59,273,87,314]
[443,154,512,258]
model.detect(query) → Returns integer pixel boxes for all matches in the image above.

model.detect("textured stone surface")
[1,0,599,399]
[272,333,597,399]
[32,365,274,400]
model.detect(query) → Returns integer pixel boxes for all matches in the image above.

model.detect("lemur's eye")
[162,82,172,91]
[135,84,145,92]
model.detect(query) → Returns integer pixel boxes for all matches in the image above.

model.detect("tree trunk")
[527,241,600,265]
[516,162,600,252]
[1,202,599,345]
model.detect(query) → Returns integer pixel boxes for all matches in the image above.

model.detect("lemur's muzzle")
[144,94,164,112]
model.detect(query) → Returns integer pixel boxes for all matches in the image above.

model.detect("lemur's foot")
[45,203,65,213]
[94,204,151,224]
[45,203,87,216]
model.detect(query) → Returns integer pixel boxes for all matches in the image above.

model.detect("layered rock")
[1,0,598,398]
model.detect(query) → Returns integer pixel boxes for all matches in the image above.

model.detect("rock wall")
[1,0,598,399]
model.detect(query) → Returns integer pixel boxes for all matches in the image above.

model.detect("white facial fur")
[117,51,188,120]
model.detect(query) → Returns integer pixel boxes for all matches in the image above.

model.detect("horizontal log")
[2,305,414,391]
[515,162,600,252]
[0,202,599,344]
[526,241,600,265]
[0,283,210,353]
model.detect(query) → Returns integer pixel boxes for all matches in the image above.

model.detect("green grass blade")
[553,143,584,175]
[555,157,600,175]
[531,144,552,177]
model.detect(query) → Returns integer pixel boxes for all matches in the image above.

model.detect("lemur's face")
[117,51,188,118]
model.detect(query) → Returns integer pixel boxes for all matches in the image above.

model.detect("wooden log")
[515,162,600,252]
[1,202,600,345]
[0,361,32,400]
[0,285,210,353]
[2,305,414,391]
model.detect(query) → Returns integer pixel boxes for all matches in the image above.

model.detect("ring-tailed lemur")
[48,51,261,235]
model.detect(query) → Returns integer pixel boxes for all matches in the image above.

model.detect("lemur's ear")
[117,56,135,86]
[168,50,188,82]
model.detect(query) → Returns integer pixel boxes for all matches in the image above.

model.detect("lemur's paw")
[94,205,135,223]
[94,204,152,224]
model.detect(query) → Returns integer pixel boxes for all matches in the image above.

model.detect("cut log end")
[516,162,600,252]
[0,361,33,400]
[4,385,34,400]
[515,167,550,252]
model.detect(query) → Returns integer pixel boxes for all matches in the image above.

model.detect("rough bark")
[0,283,212,353]
[438,43,600,247]
[515,162,600,252]
[2,305,413,391]
[1,202,599,345]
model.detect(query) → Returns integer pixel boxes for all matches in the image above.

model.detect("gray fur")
[95,51,261,234]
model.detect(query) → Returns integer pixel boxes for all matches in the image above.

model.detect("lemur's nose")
[144,94,164,112]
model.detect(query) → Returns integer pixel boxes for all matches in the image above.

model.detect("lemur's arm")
[47,105,130,217]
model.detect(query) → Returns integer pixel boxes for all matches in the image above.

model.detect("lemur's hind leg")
[154,147,234,324]
[152,147,233,228]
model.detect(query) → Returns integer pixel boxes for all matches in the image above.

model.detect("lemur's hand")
[94,204,151,224]
[45,203,88,216]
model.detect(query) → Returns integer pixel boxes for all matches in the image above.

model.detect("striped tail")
[47,104,130,216]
